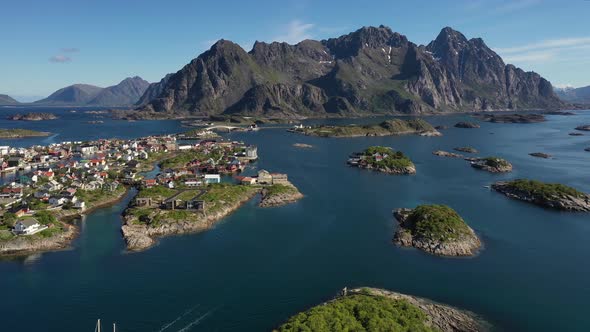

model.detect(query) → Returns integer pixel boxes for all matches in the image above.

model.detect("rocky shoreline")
[470,157,513,173]
[259,182,303,208]
[492,181,590,211]
[121,189,259,251]
[346,288,490,332]
[0,187,129,257]
[433,150,464,158]
[393,207,481,257]
[475,113,546,123]
[8,112,58,121]
[454,121,480,128]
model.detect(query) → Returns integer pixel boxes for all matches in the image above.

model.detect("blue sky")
[2,0,589,100]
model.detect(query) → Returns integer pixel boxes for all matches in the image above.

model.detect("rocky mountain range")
[555,85,590,104]
[135,25,565,118]
[34,76,149,106]
[0,94,19,105]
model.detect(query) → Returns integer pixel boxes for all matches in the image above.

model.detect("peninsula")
[288,119,441,138]
[275,287,488,332]
[0,129,50,138]
[348,146,416,175]
[492,179,590,211]
[393,204,481,257]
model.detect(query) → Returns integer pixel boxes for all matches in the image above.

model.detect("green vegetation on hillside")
[363,146,414,170]
[503,179,585,199]
[201,183,257,213]
[275,293,435,332]
[264,184,298,196]
[405,205,471,242]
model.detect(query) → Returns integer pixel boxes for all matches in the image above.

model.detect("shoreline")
[0,187,130,257]
[121,188,260,252]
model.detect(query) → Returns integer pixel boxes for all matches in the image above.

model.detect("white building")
[13,218,46,235]
[204,174,221,184]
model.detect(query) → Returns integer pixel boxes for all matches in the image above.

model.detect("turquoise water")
[1,108,590,331]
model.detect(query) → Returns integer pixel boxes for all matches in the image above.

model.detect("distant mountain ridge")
[555,86,590,104]
[35,77,149,106]
[0,94,20,105]
[136,25,564,118]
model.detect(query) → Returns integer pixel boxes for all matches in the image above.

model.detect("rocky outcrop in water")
[393,206,481,257]
[575,125,590,131]
[529,152,552,159]
[470,157,512,173]
[135,25,564,119]
[454,146,478,153]
[8,112,58,121]
[433,150,463,158]
[492,180,590,211]
[454,121,480,128]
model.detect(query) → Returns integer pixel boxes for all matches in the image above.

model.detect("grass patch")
[405,205,471,242]
[504,179,585,199]
[275,294,434,332]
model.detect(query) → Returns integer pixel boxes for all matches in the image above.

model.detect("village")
[0,131,302,254]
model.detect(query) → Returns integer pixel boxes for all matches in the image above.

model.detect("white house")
[74,201,86,210]
[13,218,46,235]
[204,174,221,184]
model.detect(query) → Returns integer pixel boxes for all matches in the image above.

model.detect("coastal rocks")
[393,205,481,257]
[470,157,512,173]
[8,112,58,121]
[575,125,590,131]
[435,125,449,130]
[475,113,546,123]
[433,150,463,158]
[492,179,590,211]
[348,146,416,175]
[348,288,489,332]
[259,182,304,207]
[0,223,76,255]
[454,146,478,153]
[569,132,584,136]
[122,189,260,251]
[454,121,480,129]
[585,147,590,152]
[546,111,575,116]
[292,143,313,149]
[0,129,50,138]
[529,152,552,159]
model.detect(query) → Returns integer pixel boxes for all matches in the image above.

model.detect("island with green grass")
[274,287,488,332]
[492,179,590,211]
[0,128,51,138]
[470,157,512,173]
[348,146,416,175]
[289,118,441,138]
[393,204,481,256]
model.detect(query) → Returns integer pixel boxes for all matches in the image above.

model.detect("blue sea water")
[0,106,589,331]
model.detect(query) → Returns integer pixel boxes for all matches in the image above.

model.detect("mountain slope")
[88,76,149,106]
[555,86,590,104]
[138,25,565,118]
[0,94,20,105]
[35,84,104,105]
[136,74,173,106]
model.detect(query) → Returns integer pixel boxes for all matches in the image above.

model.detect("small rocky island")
[348,146,416,175]
[274,287,489,332]
[492,179,590,211]
[433,150,463,158]
[289,118,441,138]
[454,121,480,128]
[454,146,478,153]
[575,124,590,131]
[0,128,50,138]
[475,113,546,123]
[292,143,313,149]
[529,152,552,159]
[393,205,481,257]
[470,157,513,173]
[8,112,58,121]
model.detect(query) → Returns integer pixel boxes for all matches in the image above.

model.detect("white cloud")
[61,47,79,53]
[553,83,574,89]
[273,20,315,44]
[49,55,72,63]
[496,37,590,54]
[495,36,590,66]
[503,51,555,63]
